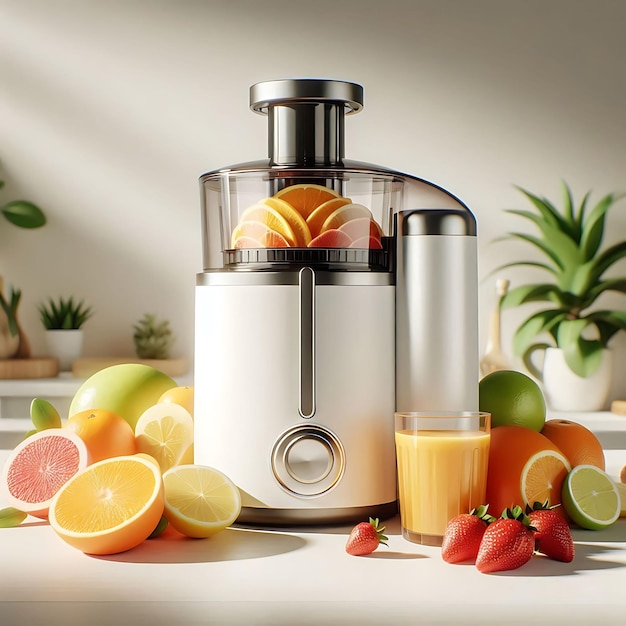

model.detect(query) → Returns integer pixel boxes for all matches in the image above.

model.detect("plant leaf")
[1,200,46,228]
[579,193,624,261]
[585,278,626,305]
[501,232,565,271]
[522,342,553,380]
[583,241,626,287]
[501,284,562,308]
[514,187,570,234]
[574,190,591,236]
[557,319,605,377]
[512,309,567,357]
[586,310,626,345]
[561,181,576,233]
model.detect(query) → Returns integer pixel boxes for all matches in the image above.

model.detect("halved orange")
[49,454,164,555]
[521,450,571,507]
[263,197,312,246]
[320,203,372,233]
[485,425,571,516]
[306,197,353,238]
[274,183,341,219]
[239,204,297,246]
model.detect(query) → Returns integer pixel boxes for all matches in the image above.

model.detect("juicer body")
[194,272,397,524]
[193,79,479,525]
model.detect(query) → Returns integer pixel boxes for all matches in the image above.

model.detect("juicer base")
[235,501,398,527]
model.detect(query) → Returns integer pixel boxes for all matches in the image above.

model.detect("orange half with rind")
[49,454,164,555]
[263,197,312,246]
[306,197,353,238]
[274,183,341,219]
[239,204,298,246]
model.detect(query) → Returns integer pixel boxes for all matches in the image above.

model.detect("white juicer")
[194,79,478,525]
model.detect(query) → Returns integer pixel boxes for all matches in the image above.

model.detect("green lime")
[478,369,546,431]
[561,465,620,530]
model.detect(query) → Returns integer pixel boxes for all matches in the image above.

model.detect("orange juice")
[395,429,490,542]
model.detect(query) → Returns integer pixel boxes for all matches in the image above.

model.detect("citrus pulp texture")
[479,369,546,431]
[163,465,242,538]
[158,386,194,463]
[0,429,89,518]
[134,402,194,473]
[274,183,340,219]
[561,465,620,530]
[485,425,570,516]
[49,454,164,555]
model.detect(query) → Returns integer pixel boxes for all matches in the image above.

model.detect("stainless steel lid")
[250,79,363,115]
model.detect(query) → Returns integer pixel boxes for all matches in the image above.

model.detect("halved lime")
[561,465,620,530]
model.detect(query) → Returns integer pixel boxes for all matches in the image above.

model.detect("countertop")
[2,412,626,626]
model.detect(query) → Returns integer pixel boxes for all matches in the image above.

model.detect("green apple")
[69,364,177,430]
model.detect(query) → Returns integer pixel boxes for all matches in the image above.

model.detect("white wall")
[1,0,625,400]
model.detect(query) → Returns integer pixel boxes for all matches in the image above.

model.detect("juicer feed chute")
[194,79,478,525]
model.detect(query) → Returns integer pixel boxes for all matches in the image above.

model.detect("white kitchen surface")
[1,414,626,625]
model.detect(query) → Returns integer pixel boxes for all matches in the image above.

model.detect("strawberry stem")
[369,517,388,546]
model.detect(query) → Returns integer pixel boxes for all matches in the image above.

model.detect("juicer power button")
[271,425,345,497]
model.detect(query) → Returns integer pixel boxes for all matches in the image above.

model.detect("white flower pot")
[45,329,84,372]
[541,347,612,412]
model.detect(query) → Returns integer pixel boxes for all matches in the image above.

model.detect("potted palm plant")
[495,183,626,410]
[39,296,93,371]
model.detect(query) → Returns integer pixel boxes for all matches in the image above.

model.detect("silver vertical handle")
[299,267,316,418]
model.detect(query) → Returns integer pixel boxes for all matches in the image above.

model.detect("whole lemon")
[479,369,546,431]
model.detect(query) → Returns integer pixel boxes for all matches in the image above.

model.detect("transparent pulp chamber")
[195,79,478,525]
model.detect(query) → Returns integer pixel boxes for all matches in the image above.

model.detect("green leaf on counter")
[30,398,63,431]
[0,507,27,528]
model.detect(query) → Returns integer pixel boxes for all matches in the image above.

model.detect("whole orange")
[541,419,605,470]
[158,386,194,417]
[65,409,137,463]
[485,425,570,517]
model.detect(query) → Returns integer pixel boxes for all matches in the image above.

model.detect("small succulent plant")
[494,182,626,377]
[39,296,93,330]
[133,313,174,359]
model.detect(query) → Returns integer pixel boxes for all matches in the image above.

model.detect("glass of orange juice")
[395,411,491,546]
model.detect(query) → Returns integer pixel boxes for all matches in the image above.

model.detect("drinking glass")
[395,411,491,546]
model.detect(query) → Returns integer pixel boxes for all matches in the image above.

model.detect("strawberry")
[475,506,535,574]
[528,500,575,563]
[441,504,495,564]
[345,517,388,556]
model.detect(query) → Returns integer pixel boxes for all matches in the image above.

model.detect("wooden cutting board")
[71,357,188,379]
[0,358,60,379]
[611,400,626,415]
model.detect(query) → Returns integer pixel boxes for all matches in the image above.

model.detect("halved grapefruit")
[350,236,383,249]
[0,429,90,518]
[308,229,353,248]
[338,217,383,241]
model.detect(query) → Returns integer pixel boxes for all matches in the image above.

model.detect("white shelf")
[0,374,84,420]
